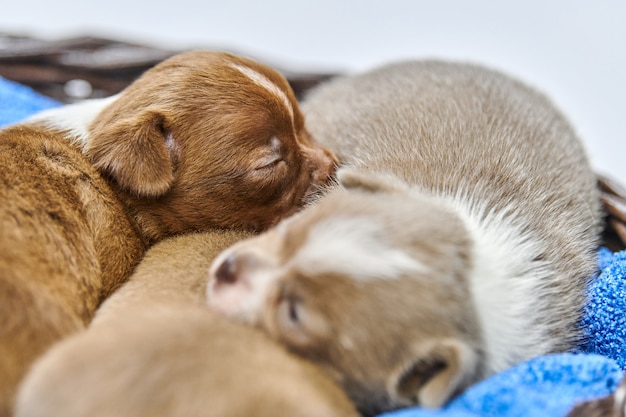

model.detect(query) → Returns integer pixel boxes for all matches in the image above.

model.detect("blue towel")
[1,77,625,417]
[578,248,626,368]
[0,76,60,127]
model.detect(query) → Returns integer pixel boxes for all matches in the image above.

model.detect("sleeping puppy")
[15,231,359,417]
[0,123,145,417]
[0,51,337,415]
[206,60,603,415]
[28,50,338,241]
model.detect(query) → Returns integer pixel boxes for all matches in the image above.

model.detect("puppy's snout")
[304,147,339,195]
[211,251,263,289]
[324,148,340,169]
[207,248,273,325]
[214,254,240,285]
[321,148,339,180]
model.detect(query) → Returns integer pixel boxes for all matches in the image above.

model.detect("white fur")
[26,95,119,149]
[448,194,553,373]
[293,216,429,281]
[230,63,294,122]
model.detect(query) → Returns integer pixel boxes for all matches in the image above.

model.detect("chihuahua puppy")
[206,60,603,415]
[29,50,338,241]
[15,231,358,417]
[0,51,337,415]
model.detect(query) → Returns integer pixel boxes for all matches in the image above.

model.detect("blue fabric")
[577,248,626,367]
[0,76,60,127]
[2,77,625,417]
[383,249,626,417]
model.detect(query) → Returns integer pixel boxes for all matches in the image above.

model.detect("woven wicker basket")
[0,33,336,102]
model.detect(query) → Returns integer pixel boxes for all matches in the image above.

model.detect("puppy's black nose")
[215,254,239,285]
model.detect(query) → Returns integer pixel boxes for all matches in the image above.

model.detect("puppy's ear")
[337,168,409,194]
[388,339,479,408]
[85,111,174,197]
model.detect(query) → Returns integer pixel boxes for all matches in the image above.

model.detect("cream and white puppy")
[15,231,359,417]
[206,60,603,415]
[0,51,337,416]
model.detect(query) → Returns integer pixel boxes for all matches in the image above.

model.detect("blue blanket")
[0,76,60,127]
[1,76,624,417]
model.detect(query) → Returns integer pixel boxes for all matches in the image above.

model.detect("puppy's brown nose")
[303,147,339,198]
[215,254,239,285]
[318,148,339,182]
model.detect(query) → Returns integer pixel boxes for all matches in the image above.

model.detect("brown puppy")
[0,126,145,417]
[15,231,359,417]
[31,51,338,241]
[0,51,337,415]
[206,60,602,415]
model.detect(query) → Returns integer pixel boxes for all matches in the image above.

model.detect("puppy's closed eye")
[278,296,304,331]
[276,296,317,348]
[253,137,288,175]
[274,291,330,349]
[255,155,285,170]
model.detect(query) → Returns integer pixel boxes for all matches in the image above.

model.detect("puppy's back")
[303,60,602,348]
[0,126,145,415]
[92,230,250,324]
[305,61,598,215]
[16,307,358,417]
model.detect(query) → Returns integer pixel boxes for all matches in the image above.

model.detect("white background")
[2,1,624,181]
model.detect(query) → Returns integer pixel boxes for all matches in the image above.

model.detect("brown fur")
[0,126,145,416]
[93,230,250,323]
[15,231,358,417]
[0,51,337,415]
[86,51,338,242]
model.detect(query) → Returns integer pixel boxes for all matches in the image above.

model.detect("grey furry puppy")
[206,60,603,415]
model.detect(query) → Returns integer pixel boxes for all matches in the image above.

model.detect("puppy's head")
[206,169,484,415]
[86,51,338,242]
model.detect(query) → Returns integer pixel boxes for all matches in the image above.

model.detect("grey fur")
[207,60,603,414]
[302,60,602,353]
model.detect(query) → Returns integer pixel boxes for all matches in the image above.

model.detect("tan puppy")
[206,60,603,415]
[15,231,359,417]
[0,51,337,415]
[93,231,250,324]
